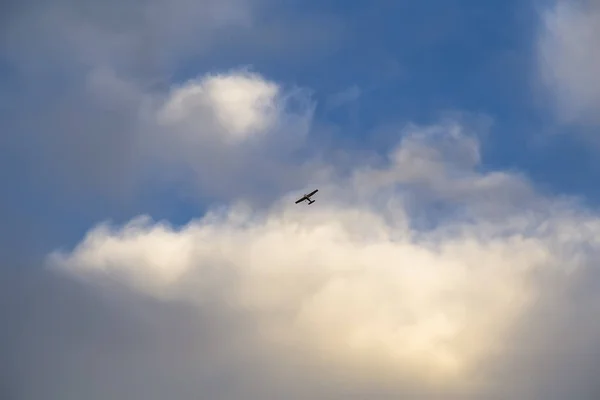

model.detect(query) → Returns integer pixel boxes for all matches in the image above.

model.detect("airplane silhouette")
[295,189,318,205]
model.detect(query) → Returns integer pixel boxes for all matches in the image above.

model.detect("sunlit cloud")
[47,119,600,398]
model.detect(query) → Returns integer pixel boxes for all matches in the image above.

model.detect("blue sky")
[4,0,600,398]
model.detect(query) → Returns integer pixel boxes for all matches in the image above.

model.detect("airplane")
[295,189,318,205]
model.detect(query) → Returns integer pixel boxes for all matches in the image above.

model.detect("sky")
[2,0,600,399]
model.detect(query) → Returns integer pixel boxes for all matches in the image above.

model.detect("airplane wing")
[307,189,318,197]
[295,196,307,204]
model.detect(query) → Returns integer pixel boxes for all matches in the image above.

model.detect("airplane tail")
[308,200,315,205]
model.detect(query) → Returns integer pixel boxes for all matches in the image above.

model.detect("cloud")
[4,1,600,398]
[143,68,318,203]
[158,71,281,142]
[36,119,600,399]
[537,0,600,126]
[2,0,256,76]
[1,0,323,212]
[3,63,316,208]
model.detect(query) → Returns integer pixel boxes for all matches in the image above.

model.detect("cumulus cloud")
[5,1,600,398]
[537,0,600,125]
[158,71,280,142]
[153,68,314,150]
[5,62,317,206]
[37,120,600,399]
[141,68,318,203]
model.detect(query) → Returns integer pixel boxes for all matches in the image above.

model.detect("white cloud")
[46,120,600,398]
[143,68,317,202]
[158,70,282,142]
[537,0,600,125]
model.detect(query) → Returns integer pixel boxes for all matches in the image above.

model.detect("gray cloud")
[536,0,600,127]
[0,0,343,216]
[1,0,257,207]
